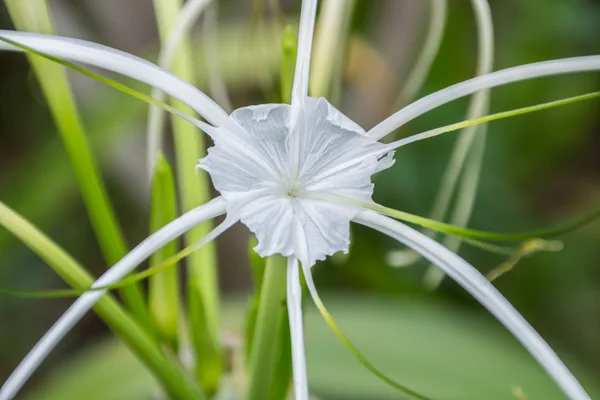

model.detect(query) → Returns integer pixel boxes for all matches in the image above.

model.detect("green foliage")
[22,297,600,400]
[4,0,153,331]
[0,202,204,400]
[151,0,222,392]
[246,255,288,400]
[149,153,181,349]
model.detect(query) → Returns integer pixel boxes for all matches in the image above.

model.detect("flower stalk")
[246,255,288,400]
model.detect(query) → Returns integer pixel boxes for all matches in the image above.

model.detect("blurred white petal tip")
[197,97,393,266]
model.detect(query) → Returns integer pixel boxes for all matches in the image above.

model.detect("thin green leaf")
[244,236,266,364]
[0,231,208,299]
[315,194,600,242]
[0,201,205,400]
[244,237,292,400]
[387,91,600,150]
[305,270,431,400]
[0,35,202,128]
[267,306,293,400]
[3,0,154,331]
[247,255,288,400]
[149,153,181,349]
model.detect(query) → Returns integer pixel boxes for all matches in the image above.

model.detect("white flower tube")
[289,0,319,126]
[0,197,228,400]
[0,30,228,127]
[287,257,309,400]
[370,55,600,140]
[354,209,590,400]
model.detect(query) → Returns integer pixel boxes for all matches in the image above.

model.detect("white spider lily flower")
[0,1,599,399]
[196,98,394,267]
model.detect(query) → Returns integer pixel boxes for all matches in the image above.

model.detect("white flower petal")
[0,30,228,127]
[290,0,319,126]
[0,197,228,400]
[287,257,309,400]
[198,98,393,266]
[354,209,590,400]
[370,56,600,140]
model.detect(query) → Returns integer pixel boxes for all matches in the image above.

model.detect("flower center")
[286,184,302,198]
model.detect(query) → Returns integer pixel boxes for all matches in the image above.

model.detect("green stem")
[151,0,222,392]
[0,202,205,400]
[5,0,154,332]
[247,255,288,400]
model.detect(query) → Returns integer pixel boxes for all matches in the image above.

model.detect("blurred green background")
[1,0,599,399]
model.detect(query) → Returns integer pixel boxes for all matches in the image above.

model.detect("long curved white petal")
[287,256,309,400]
[0,197,227,400]
[0,30,228,127]
[370,55,600,140]
[290,0,318,125]
[354,209,590,400]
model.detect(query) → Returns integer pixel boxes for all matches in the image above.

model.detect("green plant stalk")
[5,0,153,331]
[246,255,288,400]
[244,237,266,364]
[244,238,292,400]
[0,202,205,400]
[151,0,222,392]
[245,30,300,399]
[149,153,181,349]
[267,307,293,400]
